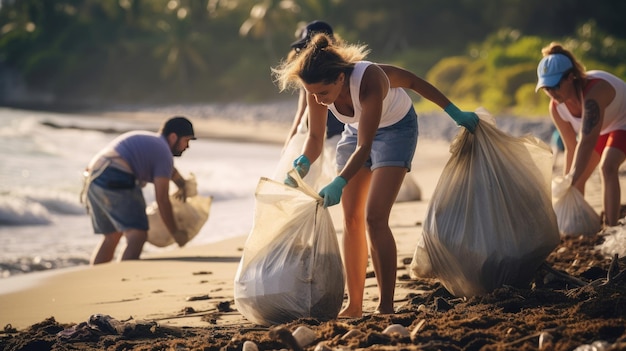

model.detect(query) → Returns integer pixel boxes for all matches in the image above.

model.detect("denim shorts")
[87,166,148,234]
[336,107,418,172]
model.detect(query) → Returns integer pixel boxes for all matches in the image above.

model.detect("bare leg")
[367,167,406,314]
[121,229,148,261]
[338,168,371,318]
[91,232,123,265]
[600,147,626,226]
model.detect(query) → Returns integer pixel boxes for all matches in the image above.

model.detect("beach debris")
[541,263,588,287]
[313,341,333,351]
[573,340,610,351]
[57,314,156,340]
[382,324,409,337]
[409,319,426,342]
[607,254,620,282]
[538,331,552,349]
[433,297,452,311]
[499,327,564,349]
[216,300,233,312]
[242,340,259,351]
[88,314,123,334]
[340,329,361,340]
[3,324,18,334]
[269,326,302,351]
[292,326,317,348]
[179,307,196,315]
[186,294,210,301]
[201,313,218,324]
[597,224,626,257]
[192,270,213,275]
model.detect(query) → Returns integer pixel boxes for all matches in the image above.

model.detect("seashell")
[539,332,553,349]
[292,326,317,348]
[382,324,409,337]
[242,340,258,351]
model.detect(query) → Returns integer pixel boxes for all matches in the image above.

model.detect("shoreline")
[3,100,558,144]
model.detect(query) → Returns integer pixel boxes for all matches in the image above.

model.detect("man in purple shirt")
[84,116,196,264]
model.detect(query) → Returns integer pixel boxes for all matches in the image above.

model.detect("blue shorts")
[336,107,418,172]
[87,166,148,234]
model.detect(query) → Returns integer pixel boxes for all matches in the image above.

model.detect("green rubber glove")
[444,103,479,133]
[319,176,347,208]
[284,155,311,187]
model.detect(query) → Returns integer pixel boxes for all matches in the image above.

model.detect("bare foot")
[373,307,395,315]
[338,307,362,318]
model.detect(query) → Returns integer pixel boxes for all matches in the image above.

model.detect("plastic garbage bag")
[551,174,601,237]
[273,107,330,190]
[596,224,626,257]
[234,170,344,326]
[410,109,560,297]
[409,231,435,278]
[146,174,212,247]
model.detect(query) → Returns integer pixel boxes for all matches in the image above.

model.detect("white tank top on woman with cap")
[555,70,626,134]
[328,61,413,129]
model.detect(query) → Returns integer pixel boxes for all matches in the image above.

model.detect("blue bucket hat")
[535,54,573,92]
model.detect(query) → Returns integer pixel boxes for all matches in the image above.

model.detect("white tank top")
[555,70,626,134]
[329,61,413,129]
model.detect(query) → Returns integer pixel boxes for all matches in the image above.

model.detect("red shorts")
[595,129,626,155]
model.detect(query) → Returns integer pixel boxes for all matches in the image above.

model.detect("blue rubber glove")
[319,176,347,208]
[284,155,311,187]
[444,103,479,133]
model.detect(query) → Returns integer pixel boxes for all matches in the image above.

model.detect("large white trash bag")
[411,109,560,297]
[234,170,344,326]
[147,174,212,247]
[552,174,601,237]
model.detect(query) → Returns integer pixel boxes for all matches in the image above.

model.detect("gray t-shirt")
[112,131,173,183]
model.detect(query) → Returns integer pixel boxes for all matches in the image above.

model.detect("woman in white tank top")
[536,42,626,226]
[273,33,478,317]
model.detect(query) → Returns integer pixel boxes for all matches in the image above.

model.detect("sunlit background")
[0,0,625,116]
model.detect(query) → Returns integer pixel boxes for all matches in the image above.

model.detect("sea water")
[0,107,283,278]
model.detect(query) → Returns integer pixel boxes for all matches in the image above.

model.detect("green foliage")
[0,0,625,113]
[513,83,551,118]
[426,56,472,95]
[425,24,626,115]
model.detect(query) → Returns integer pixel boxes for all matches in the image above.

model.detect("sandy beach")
[1,110,626,351]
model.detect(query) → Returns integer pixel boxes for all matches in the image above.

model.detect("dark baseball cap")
[290,20,334,49]
[161,116,196,139]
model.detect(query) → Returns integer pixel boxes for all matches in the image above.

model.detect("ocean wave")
[0,194,52,225]
[0,190,85,226]
[19,189,86,215]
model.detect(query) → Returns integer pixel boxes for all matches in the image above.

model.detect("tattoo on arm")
[582,99,600,135]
